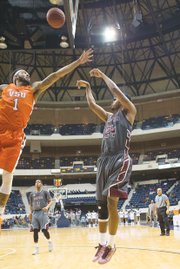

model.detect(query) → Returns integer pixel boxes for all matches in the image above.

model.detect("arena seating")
[59,123,96,135]
[5,190,26,215]
[141,114,180,130]
[127,180,176,209]
[130,152,140,164]
[60,156,97,166]
[4,178,180,225]
[17,157,55,169]
[118,200,125,209]
[168,181,180,206]
[15,148,179,169]
[64,196,96,205]
[25,124,54,135]
[143,149,180,163]
[23,114,180,136]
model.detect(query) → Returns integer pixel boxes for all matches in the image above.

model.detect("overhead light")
[103,27,117,42]
[24,39,32,49]
[0,36,7,49]
[0,43,7,49]
[60,35,69,48]
[49,0,63,5]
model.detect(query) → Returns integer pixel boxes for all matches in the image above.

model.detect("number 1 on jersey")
[13,98,19,111]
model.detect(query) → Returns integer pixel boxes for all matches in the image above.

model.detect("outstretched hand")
[79,48,93,64]
[89,68,103,78]
[76,80,90,89]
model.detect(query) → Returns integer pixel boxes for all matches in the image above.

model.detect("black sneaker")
[160,232,165,236]
[166,231,170,236]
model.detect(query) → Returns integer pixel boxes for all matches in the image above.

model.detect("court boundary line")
[0,248,16,260]
[117,246,180,255]
[52,244,180,256]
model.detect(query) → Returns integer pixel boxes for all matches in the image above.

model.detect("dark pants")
[157,206,170,234]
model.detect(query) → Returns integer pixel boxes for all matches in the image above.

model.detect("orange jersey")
[0,83,35,130]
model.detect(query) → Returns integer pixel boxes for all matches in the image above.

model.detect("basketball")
[46,8,65,29]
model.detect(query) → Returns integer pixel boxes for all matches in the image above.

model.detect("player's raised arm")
[32,49,93,100]
[76,80,110,122]
[90,68,136,125]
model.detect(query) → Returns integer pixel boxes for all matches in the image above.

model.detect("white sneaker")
[48,241,53,252]
[32,246,39,255]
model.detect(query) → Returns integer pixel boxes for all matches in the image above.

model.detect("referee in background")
[155,188,170,236]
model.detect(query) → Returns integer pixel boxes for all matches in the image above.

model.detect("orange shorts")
[0,128,25,172]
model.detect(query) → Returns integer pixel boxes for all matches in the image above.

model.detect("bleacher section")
[4,179,180,222]
[25,124,54,135]
[60,156,97,166]
[141,114,180,130]
[24,114,180,135]
[5,190,26,215]
[17,157,55,169]
[127,180,176,209]
[15,148,179,170]
[130,152,140,165]
[169,181,180,206]
[59,123,97,135]
[143,149,180,162]
[65,196,96,206]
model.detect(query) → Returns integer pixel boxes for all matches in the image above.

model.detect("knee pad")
[97,200,108,220]
[0,170,14,195]
[42,229,50,239]
[33,229,39,243]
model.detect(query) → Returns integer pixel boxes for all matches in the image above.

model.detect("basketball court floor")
[0,225,180,269]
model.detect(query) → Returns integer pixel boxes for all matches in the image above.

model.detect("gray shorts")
[96,153,132,202]
[32,210,49,230]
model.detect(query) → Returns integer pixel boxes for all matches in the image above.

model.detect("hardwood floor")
[0,225,180,269]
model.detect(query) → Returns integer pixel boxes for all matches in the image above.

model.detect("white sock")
[108,235,116,248]
[99,232,107,246]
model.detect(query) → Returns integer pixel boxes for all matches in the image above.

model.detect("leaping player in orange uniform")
[0,49,93,218]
